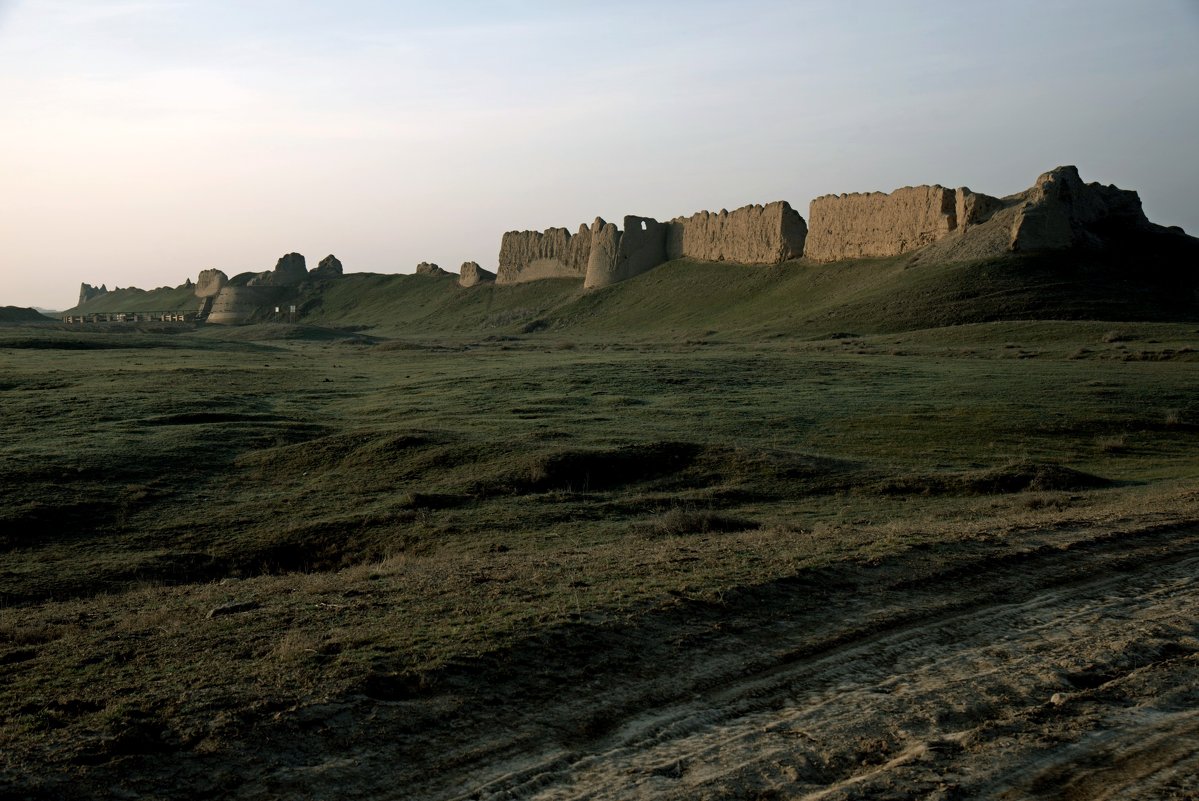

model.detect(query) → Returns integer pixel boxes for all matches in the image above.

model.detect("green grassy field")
[7,246,1199,795]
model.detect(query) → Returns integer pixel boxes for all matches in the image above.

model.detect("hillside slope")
[60,223,1198,339]
[290,228,1199,339]
[0,307,53,323]
[65,285,199,315]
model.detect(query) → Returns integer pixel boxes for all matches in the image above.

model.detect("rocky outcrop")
[458,262,495,288]
[194,269,228,298]
[1008,166,1148,251]
[667,202,807,264]
[250,253,308,286]
[416,262,451,276]
[311,255,343,279]
[78,283,108,306]
[496,224,592,284]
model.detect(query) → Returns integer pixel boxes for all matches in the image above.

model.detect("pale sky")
[2,0,1197,309]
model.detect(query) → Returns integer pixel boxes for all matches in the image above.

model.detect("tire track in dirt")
[396,528,1199,801]
[42,525,1197,800]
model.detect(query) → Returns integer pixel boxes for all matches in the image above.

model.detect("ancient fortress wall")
[496,225,593,284]
[458,261,495,288]
[195,269,228,298]
[206,286,283,325]
[1009,166,1146,251]
[667,202,807,264]
[805,186,956,262]
[804,186,1012,262]
[584,216,671,289]
[125,166,1151,324]
[506,202,807,289]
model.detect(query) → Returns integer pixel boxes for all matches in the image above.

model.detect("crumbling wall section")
[194,269,228,298]
[311,255,343,279]
[206,286,283,325]
[458,262,495,288]
[805,186,960,262]
[415,262,450,276]
[1009,166,1148,251]
[585,216,669,289]
[955,188,1004,234]
[496,224,592,284]
[617,215,669,279]
[249,253,308,286]
[583,218,621,289]
[667,201,807,264]
[78,283,108,306]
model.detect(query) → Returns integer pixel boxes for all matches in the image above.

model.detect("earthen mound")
[0,307,51,323]
[250,253,309,286]
[311,255,344,279]
[416,262,450,276]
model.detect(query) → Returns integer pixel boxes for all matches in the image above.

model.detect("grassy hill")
[293,272,581,334]
[293,237,1199,340]
[59,227,1198,338]
[0,306,53,323]
[65,284,199,315]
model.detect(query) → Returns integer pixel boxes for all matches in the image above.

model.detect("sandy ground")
[15,523,1199,800]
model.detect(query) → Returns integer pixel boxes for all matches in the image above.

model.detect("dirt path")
[29,524,1199,800]
[212,524,1194,801]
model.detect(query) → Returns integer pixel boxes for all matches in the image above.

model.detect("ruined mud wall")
[248,252,309,286]
[584,216,669,290]
[206,286,283,325]
[505,200,811,289]
[955,189,1005,236]
[1009,166,1147,251]
[415,262,450,276]
[194,269,228,298]
[667,201,807,264]
[805,186,960,262]
[496,224,593,284]
[78,283,108,306]
[458,261,495,288]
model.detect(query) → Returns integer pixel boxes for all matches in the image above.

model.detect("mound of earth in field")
[0,306,53,323]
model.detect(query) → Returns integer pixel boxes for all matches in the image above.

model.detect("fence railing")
[62,311,199,324]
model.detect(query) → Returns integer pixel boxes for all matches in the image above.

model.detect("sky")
[1,0,1197,310]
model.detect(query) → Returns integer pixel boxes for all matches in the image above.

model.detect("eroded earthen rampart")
[206,286,283,325]
[504,202,809,289]
[496,225,593,284]
[667,202,807,264]
[85,166,1160,321]
[806,186,972,262]
[458,261,495,288]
